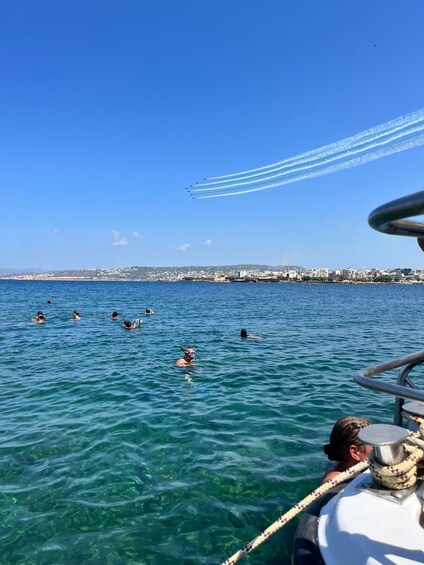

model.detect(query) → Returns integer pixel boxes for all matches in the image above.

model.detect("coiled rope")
[221,414,424,565]
[221,460,368,565]
[368,414,424,490]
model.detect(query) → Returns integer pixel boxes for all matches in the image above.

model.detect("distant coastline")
[1,264,423,284]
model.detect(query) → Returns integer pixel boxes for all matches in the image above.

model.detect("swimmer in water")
[240,328,261,339]
[321,416,372,484]
[111,311,120,320]
[34,311,46,324]
[73,310,81,321]
[175,346,196,366]
[123,318,142,330]
[145,308,154,315]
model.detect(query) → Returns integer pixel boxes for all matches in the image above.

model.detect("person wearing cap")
[73,310,81,321]
[175,346,196,366]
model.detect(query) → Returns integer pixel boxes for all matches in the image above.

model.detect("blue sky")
[1,0,424,270]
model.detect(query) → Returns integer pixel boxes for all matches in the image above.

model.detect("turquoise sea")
[1,280,424,564]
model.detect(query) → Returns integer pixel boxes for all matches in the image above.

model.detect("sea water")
[0,280,423,564]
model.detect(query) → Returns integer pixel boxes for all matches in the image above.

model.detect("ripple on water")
[0,281,423,563]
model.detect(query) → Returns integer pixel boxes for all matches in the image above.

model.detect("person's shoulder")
[175,358,186,366]
[321,469,341,484]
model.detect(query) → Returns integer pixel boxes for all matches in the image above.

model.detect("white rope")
[221,414,424,565]
[368,443,424,489]
[221,460,368,565]
[368,414,424,490]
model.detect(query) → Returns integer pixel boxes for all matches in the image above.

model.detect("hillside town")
[1,265,424,283]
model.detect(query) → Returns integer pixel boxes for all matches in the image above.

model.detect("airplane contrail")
[189,109,424,198]
[192,124,424,191]
[193,132,424,199]
[191,122,424,192]
[193,112,424,188]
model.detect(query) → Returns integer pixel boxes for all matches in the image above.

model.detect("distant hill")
[0,264,304,281]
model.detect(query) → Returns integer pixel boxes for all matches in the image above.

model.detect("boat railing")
[354,351,424,426]
[361,190,424,424]
[368,189,424,237]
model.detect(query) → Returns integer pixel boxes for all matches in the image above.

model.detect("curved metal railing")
[368,189,424,237]
[354,351,424,426]
[361,191,424,417]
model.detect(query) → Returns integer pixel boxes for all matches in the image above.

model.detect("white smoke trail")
[194,132,424,199]
[191,121,424,193]
[195,109,424,187]
[193,109,424,188]
[193,120,424,189]
[187,109,424,198]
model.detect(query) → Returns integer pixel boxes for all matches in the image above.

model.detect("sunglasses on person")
[181,347,196,358]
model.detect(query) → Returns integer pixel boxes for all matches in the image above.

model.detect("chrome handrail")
[363,190,424,417]
[368,189,424,237]
[354,351,424,405]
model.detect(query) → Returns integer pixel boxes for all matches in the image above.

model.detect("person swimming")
[123,318,142,330]
[73,310,81,320]
[321,416,372,484]
[145,308,154,315]
[111,311,120,320]
[240,328,261,339]
[34,311,46,324]
[175,346,196,366]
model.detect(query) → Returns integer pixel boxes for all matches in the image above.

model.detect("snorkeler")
[145,308,154,315]
[73,310,81,320]
[34,311,46,324]
[321,416,372,484]
[123,318,142,330]
[175,346,196,366]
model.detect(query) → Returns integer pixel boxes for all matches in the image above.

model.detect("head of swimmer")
[324,416,372,465]
[240,328,248,338]
[182,346,196,361]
